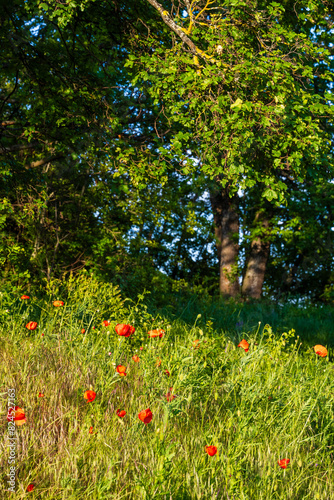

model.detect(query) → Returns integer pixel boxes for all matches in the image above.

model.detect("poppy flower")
[156,359,161,367]
[193,339,200,349]
[140,346,144,351]
[7,406,26,425]
[313,345,328,358]
[26,321,38,331]
[21,295,30,300]
[166,387,176,402]
[165,369,170,377]
[84,390,96,403]
[116,365,127,377]
[238,339,249,352]
[148,329,165,338]
[278,458,290,469]
[132,355,140,362]
[89,426,94,434]
[38,392,44,398]
[103,320,111,327]
[26,484,34,492]
[205,445,217,456]
[138,408,153,425]
[92,326,96,329]
[116,409,126,418]
[53,300,64,307]
[115,324,135,337]
[81,329,86,334]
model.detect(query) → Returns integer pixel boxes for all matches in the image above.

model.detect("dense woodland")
[1,0,334,303]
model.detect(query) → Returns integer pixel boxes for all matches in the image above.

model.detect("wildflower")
[116,365,127,377]
[237,339,249,352]
[140,346,144,351]
[205,445,217,456]
[81,328,86,334]
[132,355,140,362]
[7,406,26,425]
[108,352,112,356]
[21,295,30,300]
[41,333,44,337]
[138,408,153,425]
[156,359,161,367]
[165,369,170,377]
[92,326,95,329]
[166,387,176,402]
[115,324,135,337]
[116,409,126,418]
[103,320,111,327]
[27,484,34,492]
[53,300,64,307]
[193,339,200,349]
[148,329,165,338]
[84,390,96,403]
[313,345,328,358]
[278,458,290,469]
[38,392,44,397]
[26,321,38,331]
[89,426,94,434]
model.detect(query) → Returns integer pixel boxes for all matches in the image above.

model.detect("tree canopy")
[1,0,333,303]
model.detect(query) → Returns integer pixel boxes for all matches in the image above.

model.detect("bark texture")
[242,212,270,299]
[210,185,240,298]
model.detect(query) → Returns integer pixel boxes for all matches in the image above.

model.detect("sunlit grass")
[1,274,334,499]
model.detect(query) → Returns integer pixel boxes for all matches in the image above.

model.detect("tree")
[123,0,333,298]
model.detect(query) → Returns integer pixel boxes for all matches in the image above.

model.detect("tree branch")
[145,0,222,65]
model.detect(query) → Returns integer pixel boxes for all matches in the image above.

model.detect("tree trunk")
[242,212,270,299]
[210,184,240,298]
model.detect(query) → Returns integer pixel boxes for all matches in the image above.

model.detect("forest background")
[1,0,334,307]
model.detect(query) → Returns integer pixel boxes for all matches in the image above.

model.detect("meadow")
[1,273,334,499]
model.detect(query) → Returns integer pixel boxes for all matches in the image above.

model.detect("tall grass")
[1,273,334,499]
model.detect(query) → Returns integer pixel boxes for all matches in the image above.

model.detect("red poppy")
[21,295,30,300]
[238,339,249,352]
[139,346,144,351]
[193,339,200,349]
[84,390,96,403]
[115,323,135,337]
[156,359,161,367]
[92,326,96,329]
[38,392,44,398]
[166,387,176,402]
[313,345,328,357]
[53,300,64,307]
[7,406,26,425]
[103,320,110,327]
[116,409,126,418]
[81,328,86,334]
[26,321,38,331]
[132,355,140,362]
[138,408,153,425]
[26,484,34,492]
[165,369,170,377]
[116,365,127,377]
[278,458,290,469]
[89,426,94,434]
[205,445,217,456]
[148,329,165,338]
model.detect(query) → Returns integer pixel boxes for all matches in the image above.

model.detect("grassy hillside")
[1,274,334,499]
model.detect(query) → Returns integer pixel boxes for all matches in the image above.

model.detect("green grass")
[1,273,334,499]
